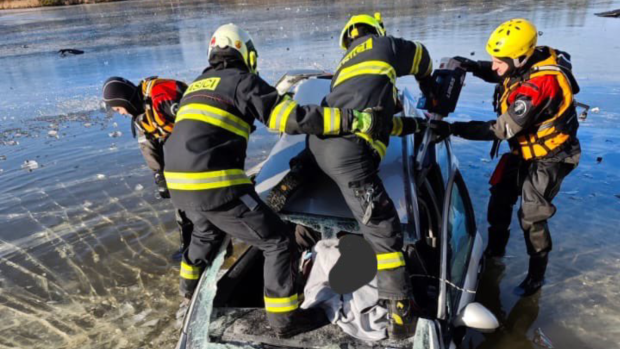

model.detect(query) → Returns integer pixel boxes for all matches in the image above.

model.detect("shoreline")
[0,0,123,10]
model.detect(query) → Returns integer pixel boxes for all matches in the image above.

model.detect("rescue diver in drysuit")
[102,76,195,261]
[269,13,450,340]
[162,23,383,338]
[447,19,581,297]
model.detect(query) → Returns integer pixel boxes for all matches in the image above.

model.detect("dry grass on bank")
[0,0,122,10]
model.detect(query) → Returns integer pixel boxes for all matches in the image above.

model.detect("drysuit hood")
[102,77,144,116]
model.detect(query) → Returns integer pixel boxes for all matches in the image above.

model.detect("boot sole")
[266,173,303,212]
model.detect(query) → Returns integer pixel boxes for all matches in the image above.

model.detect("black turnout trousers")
[308,135,411,299]
[180,191,298,327]
[174,210,193,250]
[488,153,577,256]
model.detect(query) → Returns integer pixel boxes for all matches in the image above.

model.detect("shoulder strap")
[141,76,159,100]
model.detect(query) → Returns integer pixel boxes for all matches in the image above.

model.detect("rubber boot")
[271,307,329,338]
[266,170,305,212]
[514,253,548,297]
[266,148,317,212]
[484,228,510,259]
[383,299,419,340]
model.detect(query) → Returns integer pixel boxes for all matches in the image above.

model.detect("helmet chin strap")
[498,54,531,77]
[513,54,530,69]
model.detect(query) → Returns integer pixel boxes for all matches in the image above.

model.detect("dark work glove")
[450,121,465,137]
[154,171,170,199]
[391,116,428,136]
[412,117,428,133]
[453,56,481,74]
[427,119,452,142]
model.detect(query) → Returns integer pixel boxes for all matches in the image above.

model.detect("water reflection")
[471,260,542,348]
[459,257,598,349]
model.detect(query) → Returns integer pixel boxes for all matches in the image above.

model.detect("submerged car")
[176,70,498,349]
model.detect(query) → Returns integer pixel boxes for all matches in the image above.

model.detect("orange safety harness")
[136,77,177,139]
[496,48,579,160]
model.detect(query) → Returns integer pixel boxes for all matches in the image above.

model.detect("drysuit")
[103,76,194,254]
[451,47,581,279]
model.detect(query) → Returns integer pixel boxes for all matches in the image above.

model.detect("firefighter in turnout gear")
[295,13,436,340]
[447,19,581,297]
[102,76,195,262]
[163,23,380,337]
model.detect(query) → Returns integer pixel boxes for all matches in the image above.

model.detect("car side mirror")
[453,302,499,333]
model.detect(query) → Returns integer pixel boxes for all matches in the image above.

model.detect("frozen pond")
[1,0,619,348]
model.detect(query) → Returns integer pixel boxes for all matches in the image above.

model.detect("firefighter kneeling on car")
[444,19,581,297]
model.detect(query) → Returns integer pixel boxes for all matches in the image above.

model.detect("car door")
[436,140,478,325]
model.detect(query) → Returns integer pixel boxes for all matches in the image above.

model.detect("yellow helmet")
[339,12,386,50]
[486,18,537,66]
[209,23,259,74]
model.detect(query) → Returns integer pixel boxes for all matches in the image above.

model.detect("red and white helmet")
[208,23,258,74]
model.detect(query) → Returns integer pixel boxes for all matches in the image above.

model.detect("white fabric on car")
[301,239,388,341]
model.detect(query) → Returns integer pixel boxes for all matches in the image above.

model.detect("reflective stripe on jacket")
[163,66,355,210]
[323,34,432,158]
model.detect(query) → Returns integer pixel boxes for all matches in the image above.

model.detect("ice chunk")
[48,130,58,137]
[118,302,136,317]
[591,107,600,113]
[4,140,19,146]
[141,319,159,328]
[132,309,152,323]
[84,123,92,128]
[533,328,554,348]
[22,160,39,171]
[108,131,122,138]
[96,174,106,180]
[113,122,118,128]
[135,184,144,191]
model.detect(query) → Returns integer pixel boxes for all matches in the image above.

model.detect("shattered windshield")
[182,212,436,349]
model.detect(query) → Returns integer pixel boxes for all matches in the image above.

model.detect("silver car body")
[176,70,494,349]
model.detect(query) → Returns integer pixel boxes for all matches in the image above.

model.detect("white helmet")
[208,23,258,74]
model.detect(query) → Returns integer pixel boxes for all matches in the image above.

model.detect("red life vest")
[496,47,579,160]
[136,77,187,139]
